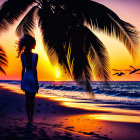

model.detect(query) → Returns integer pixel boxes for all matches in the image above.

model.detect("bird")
[112,72,125,76]
[129,65,140,74]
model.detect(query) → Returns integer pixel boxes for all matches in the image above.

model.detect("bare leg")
[25,91,31,123]
[30,93,35,122]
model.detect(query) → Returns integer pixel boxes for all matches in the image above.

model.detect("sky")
[0,0,140,81]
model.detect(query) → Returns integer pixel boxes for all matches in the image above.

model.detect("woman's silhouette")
[17,34,39,123]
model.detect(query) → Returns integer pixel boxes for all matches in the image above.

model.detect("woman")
[17,34,39,123]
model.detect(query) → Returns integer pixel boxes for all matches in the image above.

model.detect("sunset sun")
[56,68,60,79]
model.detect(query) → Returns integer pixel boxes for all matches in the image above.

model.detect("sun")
[56,68,60,78]
[56,72,59,78]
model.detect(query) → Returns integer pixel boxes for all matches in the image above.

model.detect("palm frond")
[38,6,72,75]
[0,48,4,53]
[38,1,90,74]
[0,46,8,74]
[38,6,92,91]
[68,25,110,88]
[0,60,7,66]
[0,67,6,74]
[38,1,111,92]
[0,0,35,31]
[16,6,38,38]
[64,0,139,57]
[0,55,7,63]
[83,26,110,81]
[0,52,6,57]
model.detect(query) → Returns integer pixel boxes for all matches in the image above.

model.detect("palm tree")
[0,45,8,74]
[0,0,139,92]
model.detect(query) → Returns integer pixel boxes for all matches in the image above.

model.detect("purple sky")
[93,0,140,31]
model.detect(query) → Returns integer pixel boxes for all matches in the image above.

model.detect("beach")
[0,83,140,140]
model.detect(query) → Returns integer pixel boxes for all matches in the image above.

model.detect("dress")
[21,53,38,93]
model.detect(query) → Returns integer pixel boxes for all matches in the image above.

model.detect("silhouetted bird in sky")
[0,0,139,92]
[112,72,125,76]
[129,65,140,74]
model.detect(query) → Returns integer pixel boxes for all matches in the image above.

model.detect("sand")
[0,84,140,140]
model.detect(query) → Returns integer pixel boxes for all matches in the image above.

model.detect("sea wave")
[1,80,140,111]
[1,80,140,99]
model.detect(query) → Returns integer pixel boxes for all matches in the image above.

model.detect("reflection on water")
[88,114,140,123]
[1,82,140,116]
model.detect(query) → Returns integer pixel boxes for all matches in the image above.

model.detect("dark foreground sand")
[0,84,140,140]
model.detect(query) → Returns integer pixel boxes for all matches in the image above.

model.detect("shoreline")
[0,84,140,139]
[1,83,140,117]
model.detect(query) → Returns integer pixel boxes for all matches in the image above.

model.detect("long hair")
[17,34,36,57]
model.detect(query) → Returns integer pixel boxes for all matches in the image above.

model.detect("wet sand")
[0,84,140,140]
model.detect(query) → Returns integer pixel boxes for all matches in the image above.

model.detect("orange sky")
[0,0,140,81]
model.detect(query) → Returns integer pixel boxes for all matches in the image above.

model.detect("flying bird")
[112,72,125,76]
[129,65,140,74]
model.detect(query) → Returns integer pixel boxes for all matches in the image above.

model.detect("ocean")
[0,80,140,111]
